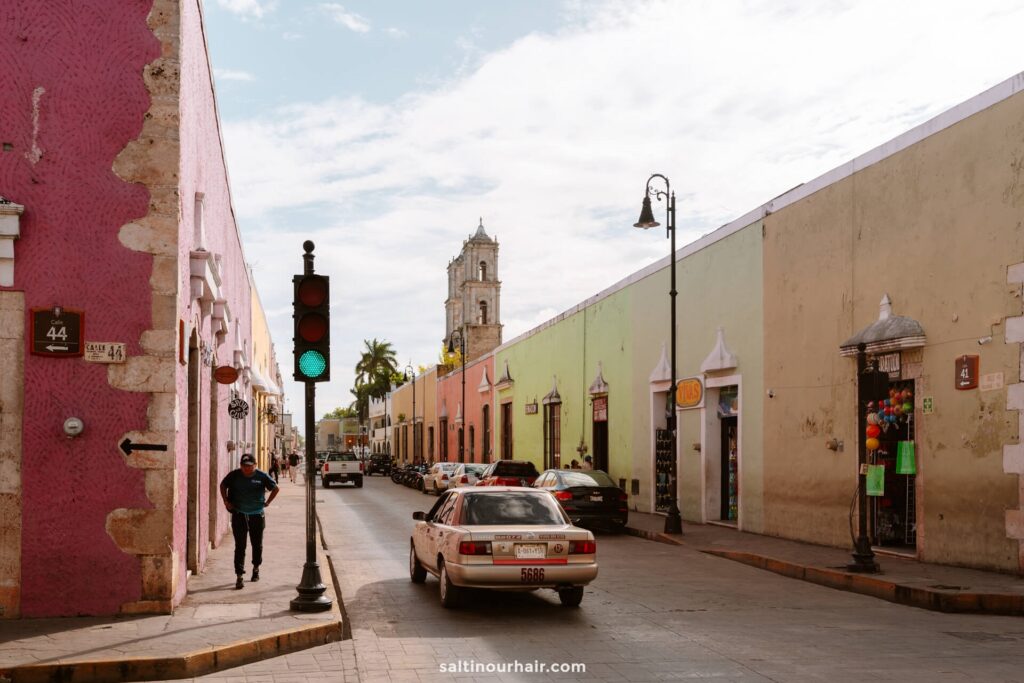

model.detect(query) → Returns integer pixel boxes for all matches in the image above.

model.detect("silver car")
[446,463,488,489]
[409,487,598,608]
[422,462,462,495]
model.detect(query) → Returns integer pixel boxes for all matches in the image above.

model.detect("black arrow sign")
[120,438,168,456]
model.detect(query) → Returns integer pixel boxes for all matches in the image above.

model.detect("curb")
[1,620,342,683]
[2,529,346,683]
[625,526,685,546]
[703,549,1024,616]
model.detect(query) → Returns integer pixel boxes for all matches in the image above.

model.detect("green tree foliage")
[351,338,400,423]
[322,406,357,420]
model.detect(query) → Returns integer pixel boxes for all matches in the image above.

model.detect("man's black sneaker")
[235,576,244,590]
[251,568,260,582]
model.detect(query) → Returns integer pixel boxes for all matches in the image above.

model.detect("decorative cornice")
[840,294,926,357]
[589,362,609,396]
[542,375,561,405]
[495,360,514,390]
[477,366,491,393]
[0,197,25,287]
[649,343,672,384]
[701,327,738,373]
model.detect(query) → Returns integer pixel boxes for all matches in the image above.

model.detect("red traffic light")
[297,276,327,307]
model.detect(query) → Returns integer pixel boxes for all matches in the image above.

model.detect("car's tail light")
[460,475,469,483]
[459,541,492,555]
[441,474,448,481]
[554,491,573,501]
[495,477,519,486]
[569,540,596,555]
[359,462,364,471]
[618,491,628,501]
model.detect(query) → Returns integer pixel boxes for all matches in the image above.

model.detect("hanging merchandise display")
[866,464,886,496]
[896,441,917,475]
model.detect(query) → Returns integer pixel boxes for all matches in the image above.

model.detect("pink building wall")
[0,0,263,617]
[437,355,495,463]
[1,1,159,617]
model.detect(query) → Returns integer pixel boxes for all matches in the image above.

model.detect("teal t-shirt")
[221,469,278,515]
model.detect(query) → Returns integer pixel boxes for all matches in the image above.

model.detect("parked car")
[422,462,462,494]
[476,459,539,487]
[366,454,393,476]
[321,451,363,488]
[533,469,628,532]
[409,486,598,608]
[447,463,488,489]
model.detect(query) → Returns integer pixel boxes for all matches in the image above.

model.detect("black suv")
[365,453,393,476]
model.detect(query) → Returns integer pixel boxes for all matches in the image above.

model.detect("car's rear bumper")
[446,561,597,588]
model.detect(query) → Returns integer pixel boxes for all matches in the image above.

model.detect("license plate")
[589,495,603,502]
[515,544,546,559]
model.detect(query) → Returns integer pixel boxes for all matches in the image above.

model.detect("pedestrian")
[569,459,580,469]
[582,455,593,470]
[288,451,300,483]
[269,453,280,483]
[220,453,279,590]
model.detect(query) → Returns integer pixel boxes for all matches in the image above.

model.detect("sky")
[202,0,1024,417]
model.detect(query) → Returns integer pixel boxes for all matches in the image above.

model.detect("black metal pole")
[459,335,466,462]
[849,343,879,572]
[291,244,332,612]
[412,372,416,463]
[664,190,682,535]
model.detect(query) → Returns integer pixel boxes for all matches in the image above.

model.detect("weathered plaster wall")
[763,88,1024,570]
[0,292,25,617]
[1,0,160,617]
[437,355,494,463]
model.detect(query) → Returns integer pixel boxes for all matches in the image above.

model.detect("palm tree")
[355,338,399,393]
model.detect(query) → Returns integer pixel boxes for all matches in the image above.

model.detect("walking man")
[288,451,300,483]
[220,453,279,589]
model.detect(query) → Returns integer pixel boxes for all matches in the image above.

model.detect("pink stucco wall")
[0,1,159,616]
[437,356,495,463]
[171,0,254,604]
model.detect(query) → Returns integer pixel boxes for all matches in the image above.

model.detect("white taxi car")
[409,487,598,608]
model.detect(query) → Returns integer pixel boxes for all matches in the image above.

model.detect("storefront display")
[864,378,917,550]
[654,428,674,512]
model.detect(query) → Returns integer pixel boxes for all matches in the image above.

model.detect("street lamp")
[447,327,467,462]
[405,363,417,464]
[849,343,880,572]
[634,173,683,535]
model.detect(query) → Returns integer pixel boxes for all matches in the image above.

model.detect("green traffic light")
[299,350,327,378]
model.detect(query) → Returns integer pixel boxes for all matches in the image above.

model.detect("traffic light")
[293,273,330,382]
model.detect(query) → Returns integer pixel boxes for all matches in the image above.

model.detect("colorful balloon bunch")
[865,388,913,449]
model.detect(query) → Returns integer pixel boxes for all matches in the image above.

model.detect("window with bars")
[482,405,491,463]
[544,403,561,470]
[501,402,513,459]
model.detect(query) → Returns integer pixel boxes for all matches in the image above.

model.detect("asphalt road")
[198,474,1024,681]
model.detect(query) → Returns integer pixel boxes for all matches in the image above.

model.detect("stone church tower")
[445,219,502,362]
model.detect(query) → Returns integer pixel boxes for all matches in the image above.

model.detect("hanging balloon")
[867,401,875,410]
[866,437,880,451]
[902,402,913,413]
[866,424,881,438]
[893,405,903,417]
[867,413,880,425]
[878,410,886,422]
[888,414,897,423]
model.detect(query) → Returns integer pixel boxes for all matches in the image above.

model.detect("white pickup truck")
[321,451,363,488]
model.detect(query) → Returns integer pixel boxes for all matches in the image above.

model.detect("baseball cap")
[240,454,256,465]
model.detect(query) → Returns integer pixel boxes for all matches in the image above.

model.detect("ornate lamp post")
[405,363,417,463]
[634,173,683,535]
[447,327,467,462]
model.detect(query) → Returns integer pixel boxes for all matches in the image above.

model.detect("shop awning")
[840,294,925,357]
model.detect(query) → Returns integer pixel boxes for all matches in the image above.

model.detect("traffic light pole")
[291,242,332,613]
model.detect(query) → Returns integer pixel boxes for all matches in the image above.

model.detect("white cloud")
[221,0,1024,412]
[214,68,256,82]
[385,27,407,39]
[282,31,302,41]
[216,0,273,20]
[320,3,370,33]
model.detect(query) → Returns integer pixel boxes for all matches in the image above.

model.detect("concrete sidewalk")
[0,478,343,683]
[627,509,1024,616]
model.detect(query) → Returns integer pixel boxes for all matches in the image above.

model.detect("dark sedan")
[533,469,628,532]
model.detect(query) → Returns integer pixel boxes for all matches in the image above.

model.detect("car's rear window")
[492,461,539,477]
[462,492,566,525]
[560,471,617,487]
[465,464,486,475]
[440,463,460,472]
[328,453,357,461]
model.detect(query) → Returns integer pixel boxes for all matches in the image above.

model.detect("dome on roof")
[470,217,491,241]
